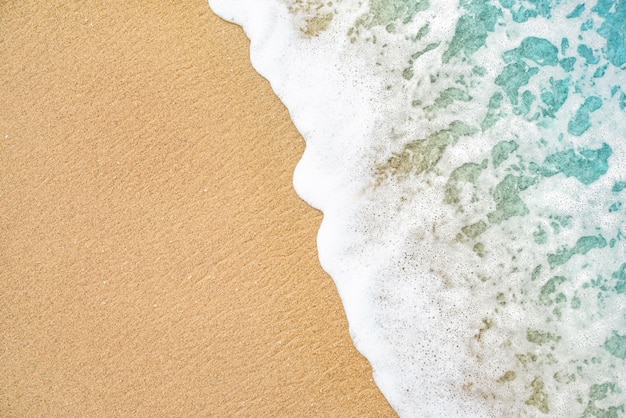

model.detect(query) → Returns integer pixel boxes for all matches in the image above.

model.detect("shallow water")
[209,0,626,416]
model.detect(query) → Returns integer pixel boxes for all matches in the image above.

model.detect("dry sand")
[0,1,396,416]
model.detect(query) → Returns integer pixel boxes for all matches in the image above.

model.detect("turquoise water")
[210,0,626,416]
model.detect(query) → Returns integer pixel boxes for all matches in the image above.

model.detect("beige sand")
[0,1,396,416]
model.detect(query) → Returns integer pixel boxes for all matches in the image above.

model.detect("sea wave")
[209,0,626,416]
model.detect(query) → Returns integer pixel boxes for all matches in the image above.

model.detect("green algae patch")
[355,0,430,29]
[427,87,472,110]
[590,382,622,402]
[498,370,517,382]
[596,0,626,67]
[482,92,505,130]
[560,56,577,72]
[533,226,548,244]
[567,4,586,19]
[516,352,538,366]
[547,235,607,268]
[612,263,626,294]
[568,96,603,136]
[604,332,626,359]
[539,276,567,305]
[403,42,441,80]
[503,37,559,66]
[287,0,337,36]
[492,140,519,168]
[462,221,488,239]
[540,78,569,118]
[583,382,624,418]
[594,64,609,78]
[525,377,550,414]
[530,143,612,185]
[473,242,486,257]
[527,329,561,345]
[578,44,600,64]
[487,175,535,224]
[444,160,488,206]
[495,61,539,105]
[442,0,501,62]
[379,121,478,177]
[513,90,536,116]
[499,0,556,23]
[612,181,626,193]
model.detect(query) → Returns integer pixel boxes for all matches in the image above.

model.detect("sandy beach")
[0,1,395,416]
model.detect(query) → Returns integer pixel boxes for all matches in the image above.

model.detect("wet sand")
[0,1,396,416]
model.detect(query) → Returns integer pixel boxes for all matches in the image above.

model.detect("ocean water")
[208,0,626,416]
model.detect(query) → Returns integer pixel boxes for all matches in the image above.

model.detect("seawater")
[208,0,626,416]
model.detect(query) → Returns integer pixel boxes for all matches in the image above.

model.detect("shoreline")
[0,1,395,416]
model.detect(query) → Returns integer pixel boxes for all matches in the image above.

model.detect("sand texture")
[0,1,395,416]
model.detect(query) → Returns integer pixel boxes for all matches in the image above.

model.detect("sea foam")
[209,0,626,416]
